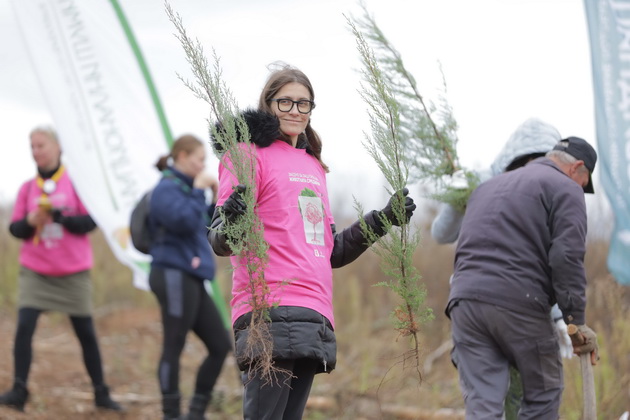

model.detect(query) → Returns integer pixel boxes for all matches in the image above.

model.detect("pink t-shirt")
[217,140,336,327]
[11,172,93,276]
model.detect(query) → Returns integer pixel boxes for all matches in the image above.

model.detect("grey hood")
[490,118,561,176]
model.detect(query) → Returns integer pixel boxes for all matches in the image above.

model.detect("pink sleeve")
[216,160,239,206]
[11,181,32,222]
[216,144,259,206]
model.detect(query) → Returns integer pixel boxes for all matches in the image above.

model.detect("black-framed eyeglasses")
[270,98,315,114]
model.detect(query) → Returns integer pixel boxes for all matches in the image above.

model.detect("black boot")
[0,380,29,412]
[94,384,123,411]
[183,393,210,420]
[162,393,182,420]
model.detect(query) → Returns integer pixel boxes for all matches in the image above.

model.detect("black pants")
[242,358,318,420]
[13,307,106,386]
[149,267,232,396]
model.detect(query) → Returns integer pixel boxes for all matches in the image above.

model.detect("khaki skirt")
[18,266,93,316]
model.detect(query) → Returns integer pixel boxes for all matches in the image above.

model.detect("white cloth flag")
[584,0,630,285]
[11,0,171,289]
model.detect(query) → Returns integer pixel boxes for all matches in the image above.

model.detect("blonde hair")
[30,125,59,142]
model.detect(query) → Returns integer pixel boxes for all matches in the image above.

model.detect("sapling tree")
[346,3,476,386]
[350,3,478,212]
[345,17,429,387]
[166,2,282,385]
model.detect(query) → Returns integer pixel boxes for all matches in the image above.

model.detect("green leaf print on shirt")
[298,187,318,216]
[300,187,317,197]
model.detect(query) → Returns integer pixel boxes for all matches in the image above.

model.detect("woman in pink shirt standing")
[209,65,417,420]
[0,126,121,414]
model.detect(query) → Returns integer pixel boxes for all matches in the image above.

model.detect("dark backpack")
[129,189,153,254]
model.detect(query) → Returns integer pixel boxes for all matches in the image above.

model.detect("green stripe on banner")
[210,280,231,329]
[108,0,173,147]
[108,0,231,324]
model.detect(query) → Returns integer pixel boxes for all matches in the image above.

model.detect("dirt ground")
[0,227,467,420]
[0,303,466,420]
[0,304,246,420]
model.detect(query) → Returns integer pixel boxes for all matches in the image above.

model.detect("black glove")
[380,188,416,226]
[222,184,247,223]
[51,208,64,224]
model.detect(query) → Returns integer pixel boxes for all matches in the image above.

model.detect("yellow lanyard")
[36,165,65,199]
[33,165,65,245]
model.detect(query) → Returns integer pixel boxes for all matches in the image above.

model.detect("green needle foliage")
[350,2,478,212]
[346,13,433,386]
[166,2,281,385]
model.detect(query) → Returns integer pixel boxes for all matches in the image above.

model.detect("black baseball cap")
[552,136,597,193]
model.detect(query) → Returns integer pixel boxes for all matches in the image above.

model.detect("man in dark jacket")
[446,137,599,419]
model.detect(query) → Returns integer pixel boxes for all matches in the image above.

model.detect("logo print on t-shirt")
[298,188,324,245]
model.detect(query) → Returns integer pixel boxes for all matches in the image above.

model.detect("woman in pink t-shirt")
[0,126,121,413]
[209,65,416,420]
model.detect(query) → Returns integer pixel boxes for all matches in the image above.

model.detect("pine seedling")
[350,2,478,212]
[347,15,433,385]
[166,2,283,385]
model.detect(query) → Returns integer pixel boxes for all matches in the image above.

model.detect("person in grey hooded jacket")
[432,118,571,347]
[446,136,598,419]
[431,117,562,244]
[431,118,573,417]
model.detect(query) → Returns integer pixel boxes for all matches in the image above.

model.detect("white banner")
[11,0,172,289]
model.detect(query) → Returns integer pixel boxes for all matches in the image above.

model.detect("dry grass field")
[0,204,628,419]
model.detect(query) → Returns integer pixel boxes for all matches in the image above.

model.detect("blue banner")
[584,0,630,285]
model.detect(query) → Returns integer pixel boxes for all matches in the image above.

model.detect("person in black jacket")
[0,126,121,413]
[208,64,417,420]
[148,134,232,420]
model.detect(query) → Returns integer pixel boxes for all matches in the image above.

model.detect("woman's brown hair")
[155,134,203,171]
[258,64,329,172]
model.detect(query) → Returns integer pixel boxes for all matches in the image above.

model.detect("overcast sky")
[0,0,605,221]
